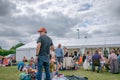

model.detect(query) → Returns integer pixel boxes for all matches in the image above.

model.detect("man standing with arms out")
[55,44,64,69]
[36,27,54,80]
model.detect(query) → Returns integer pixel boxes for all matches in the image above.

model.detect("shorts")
[57,57,63,64]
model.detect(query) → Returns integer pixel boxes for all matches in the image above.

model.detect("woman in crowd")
[82,54,86,63]
[23,56,28,62]
[83,51,91,70]
[104,56,110,72]
[108,50,119,74]
[117,50,120,73]
[99,49,105,71]
[64,52,69,57]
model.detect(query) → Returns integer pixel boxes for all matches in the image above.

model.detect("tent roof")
[17,36,120,50]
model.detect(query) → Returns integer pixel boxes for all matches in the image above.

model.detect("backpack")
[92,59,100,66]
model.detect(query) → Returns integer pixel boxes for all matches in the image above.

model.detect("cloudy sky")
[0,0,120,49]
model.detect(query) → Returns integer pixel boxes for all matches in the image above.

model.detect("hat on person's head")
[37,27,47,33]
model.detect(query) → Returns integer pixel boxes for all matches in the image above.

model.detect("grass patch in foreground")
[0,66,120,80]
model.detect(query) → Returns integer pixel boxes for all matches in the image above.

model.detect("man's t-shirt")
[37,35,53,62]
[92,53,101,60]
[55,48,63,57]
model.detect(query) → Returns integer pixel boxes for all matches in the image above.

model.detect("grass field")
[0,66,120,80]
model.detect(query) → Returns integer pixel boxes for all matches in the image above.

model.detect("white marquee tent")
[16,36,120,61]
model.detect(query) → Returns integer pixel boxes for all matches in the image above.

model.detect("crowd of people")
[0,56,16,67]
[83,49,120,73]
[1,27,120,80]
[18,44,120,80]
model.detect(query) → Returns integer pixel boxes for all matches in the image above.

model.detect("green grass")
[0,66,120,80]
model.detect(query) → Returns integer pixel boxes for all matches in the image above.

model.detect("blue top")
[26,64,36,69]
[55,48,64,57]
[18,61,25,70]
[118,54,120,62]
[92,53,101,60]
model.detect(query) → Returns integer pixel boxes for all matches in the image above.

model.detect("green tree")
[0,43,24,56]
[0,46,2,49]
[10,43,24,50]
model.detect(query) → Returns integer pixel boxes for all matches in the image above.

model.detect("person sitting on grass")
[23,56,28,62]
[50,57,57,79]
[118,50,120,73]
[108,50,119,74]
[104,56,110,72]
[20,59,37,80]
[75,54,83,70]
[12,57,17,66]
[92,50,101,73]
[3,58,9,66]
[26,60,37,79]
[41,55,60,80]
[18,60,25,71]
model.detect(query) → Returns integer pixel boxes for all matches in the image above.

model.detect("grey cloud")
[104,0,120,21]
[19,0,39,3]
[0,0,120,49]
[0,0,16,16]
[0,11,78,48]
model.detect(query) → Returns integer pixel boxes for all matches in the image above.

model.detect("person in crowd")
[63,47,68,55]
[73,51,78,59]
[104,48,108,57]
[20,59,37,80]
[1,56,5,64]
[113,48,118,55]
[23,56,28,62]
[69,53,74,58]
[64,52,69,57]
[30,57,34,62]
[55,44,64,70]
[86,51,92,65]
[50,48,56,58]
[18,60,25,71]
[26,59,36,79]
[3,58,9,66]
[83,51,91,70]
[75,54,83,69]
[49,56,58,79]
[36,27,54,80]
[92,50,101,73]
[116,48,120,56]
[118,50,120,63]
[12,57,17,66]
[104,56,110,72]
[108,50,119,73]
[27,59,36,70]
[82,54,86,63]
[118,50,120,73]
[99,49,105,71]
[9,57,12,66]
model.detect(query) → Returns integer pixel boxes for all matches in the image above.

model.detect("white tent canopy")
[16,36,120,61]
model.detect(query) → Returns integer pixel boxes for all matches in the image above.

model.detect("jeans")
[36,59,51,80]
[92,64,101,72]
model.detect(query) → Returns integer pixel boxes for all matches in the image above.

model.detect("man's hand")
[35,56,39,63]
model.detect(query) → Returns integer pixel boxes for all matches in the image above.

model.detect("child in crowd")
[104,56,110,72]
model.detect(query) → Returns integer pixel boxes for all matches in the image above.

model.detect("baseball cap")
[37,27,47,33]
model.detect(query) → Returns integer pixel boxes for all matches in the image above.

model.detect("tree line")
[0,43,24,56]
